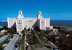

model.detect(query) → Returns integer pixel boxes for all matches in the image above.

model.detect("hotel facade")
[7,10,50,33]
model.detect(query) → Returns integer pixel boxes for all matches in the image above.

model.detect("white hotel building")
[7,10,50,33]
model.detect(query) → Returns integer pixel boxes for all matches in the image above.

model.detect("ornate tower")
[37,11,43,19]
[37,11,46,30]
[18,10,24,18]
[16,10,24,34]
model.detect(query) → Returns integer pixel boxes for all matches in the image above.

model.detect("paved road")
[0,35,8,43]
[29,44,53,50]
[36,47,59,50]
[36,47,52,50]
[29,44,36,50]
[4,34,19,50]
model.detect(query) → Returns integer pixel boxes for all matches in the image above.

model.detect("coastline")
[0,20,72,26]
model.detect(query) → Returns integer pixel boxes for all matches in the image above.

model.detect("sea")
[0,20,72,27]
[50,20,72,26]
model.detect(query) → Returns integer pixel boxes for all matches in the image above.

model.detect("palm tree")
[7,28,16,35]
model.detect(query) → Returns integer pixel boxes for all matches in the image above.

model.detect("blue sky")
[0,0,72,20]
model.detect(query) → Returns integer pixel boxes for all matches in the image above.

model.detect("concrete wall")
[7,17,50,30]
[7,18,16,28]
[38,19,46,30]
[45,18,50,28]
[40,19,46,30]
[24,18,37,29]
[16,18,24,33]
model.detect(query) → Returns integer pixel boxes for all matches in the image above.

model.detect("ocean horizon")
[0,20,72,26]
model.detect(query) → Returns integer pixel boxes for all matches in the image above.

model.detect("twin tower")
[7,10,50,33]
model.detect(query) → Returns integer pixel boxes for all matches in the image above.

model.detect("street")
[4,34,19,50]
[0,35,8,43]
[36,47,52,50]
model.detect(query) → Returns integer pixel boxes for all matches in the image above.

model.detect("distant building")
[7,10,50,33]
